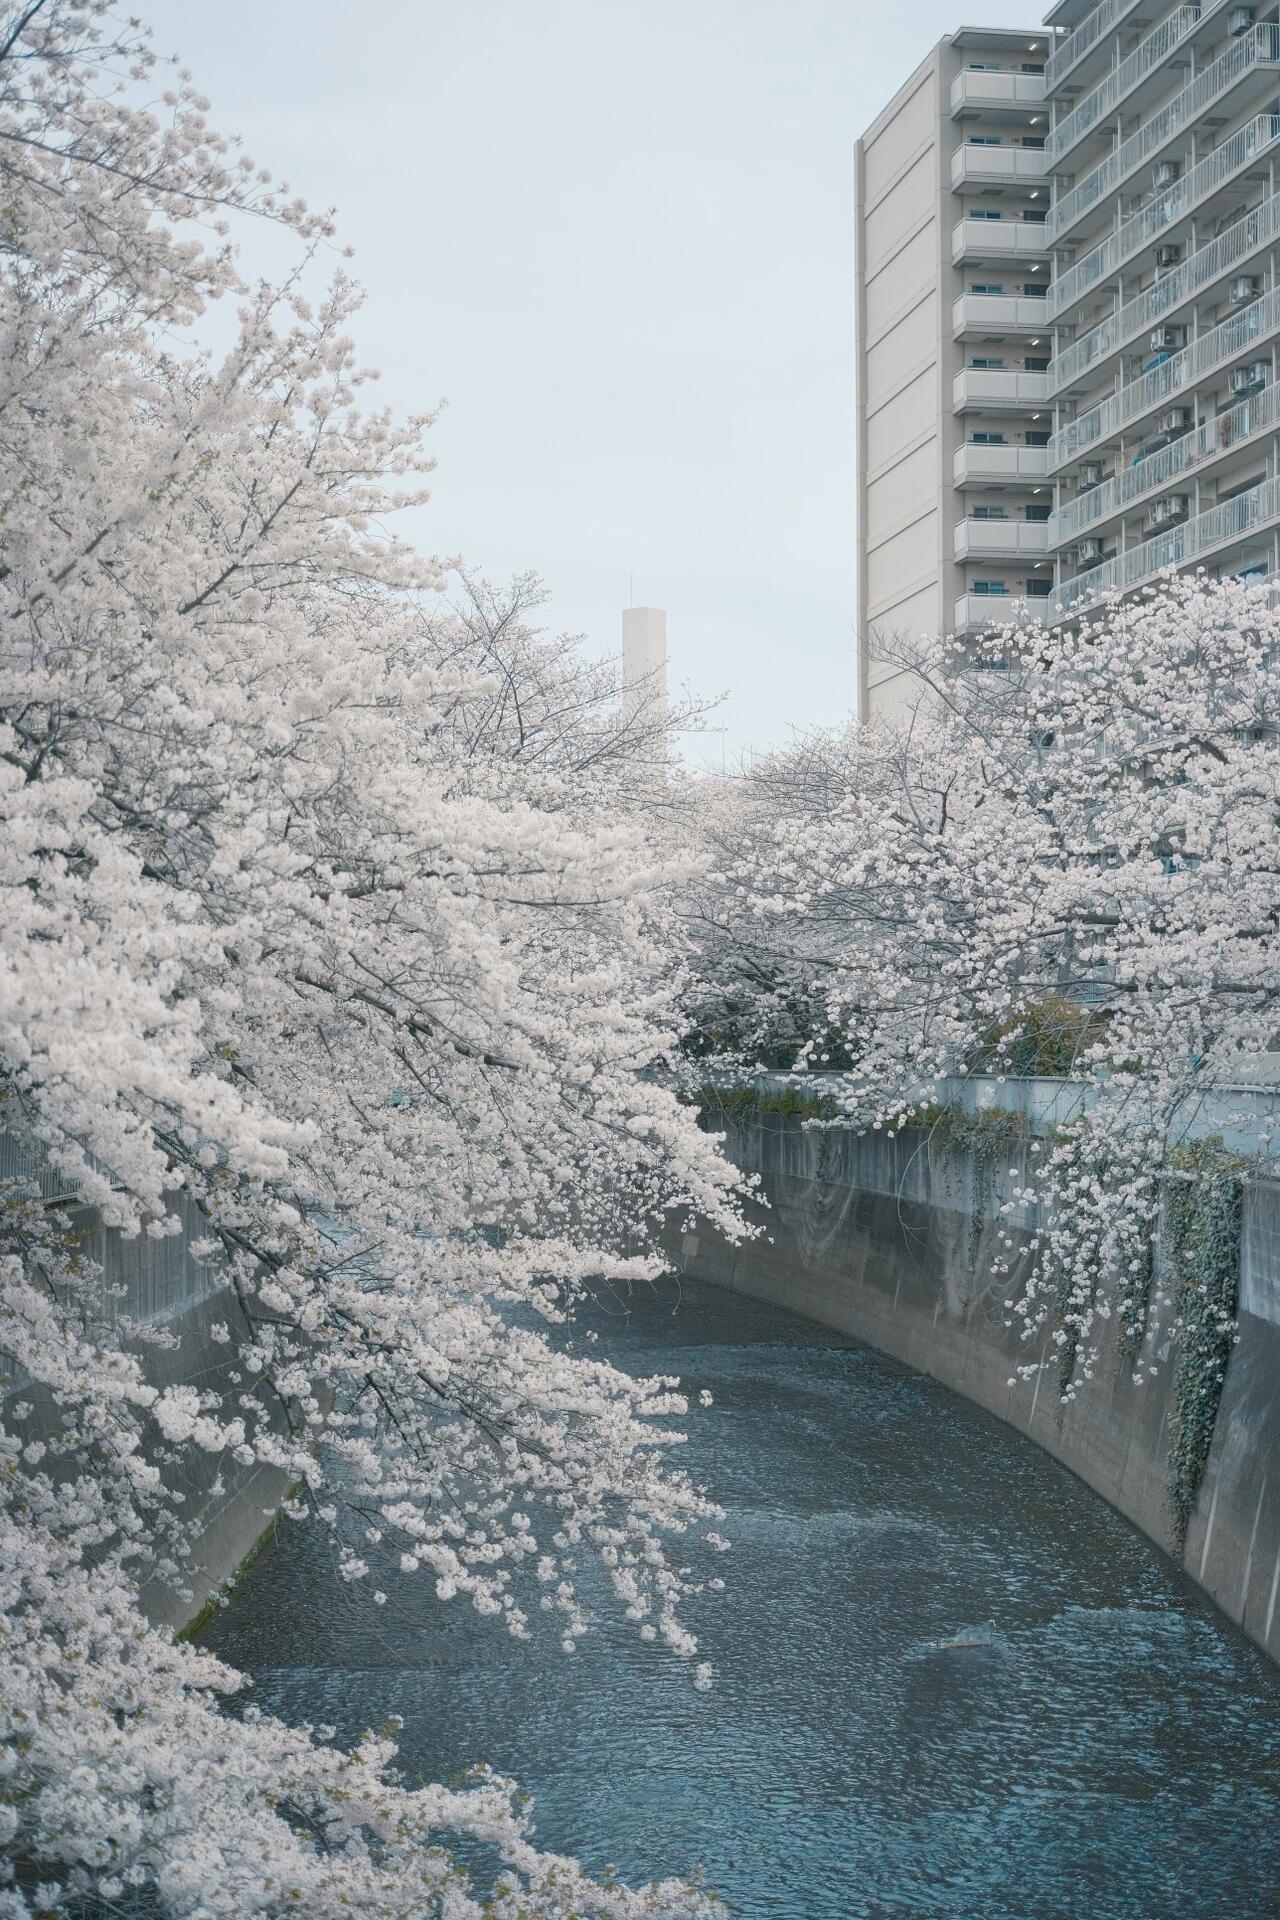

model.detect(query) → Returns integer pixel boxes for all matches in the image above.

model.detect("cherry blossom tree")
[699,576,1280,1393]
[0,4,740,1910]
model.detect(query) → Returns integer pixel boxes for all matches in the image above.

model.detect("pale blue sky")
[146,0,1038,759]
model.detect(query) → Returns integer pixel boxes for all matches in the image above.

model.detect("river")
[206,1276,1280,1918]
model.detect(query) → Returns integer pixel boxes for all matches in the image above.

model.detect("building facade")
[857,2,1280,722]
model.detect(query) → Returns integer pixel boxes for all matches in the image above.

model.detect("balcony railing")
[954,593,1050,633]
[952,292,1052,335]
[1046,25,1280,245]
[1046,7,1201,167]
[954,520,1052,559]
[955,368,1052,410]
[951,143,1047,190]
[1051,380,1280,543]
[1049,192,1280,402]
[1057,471,1280,614]
[953,444,1051,485]
[1048,115,1280,320]
[950,70,1047,115]
[1051,283,1280,467]
[1044,0,1145,91]
[951,217,1051,262]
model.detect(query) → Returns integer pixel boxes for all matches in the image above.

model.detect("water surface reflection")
[208,1279,1280,1918]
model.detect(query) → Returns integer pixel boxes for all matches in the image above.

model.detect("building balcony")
[1051,380,1280,546]
[1043,0,1145,93]
[1046,25,1280,248]
[1047,115,1280,323]
[1056,471,1280,616]
[952,292,1052,337]
[954,519,1052,560]
[951,217,1050,264]
[1050,282,1280,469]
[1049,192,1280,405]
[954,368,1051,411]
[1045,6,1201,169]
[953,443,1051,486]
[950,70,1047,117]
[954,592,1050,635]
[950,143,1046,191]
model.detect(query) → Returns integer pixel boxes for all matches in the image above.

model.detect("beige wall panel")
[862,75,937,206]
[864,297,936,398]
[863,150,936,277]
[865,226,936,339]
[866,510,939,614]
[865,367,936,474]
[865,441,942,543]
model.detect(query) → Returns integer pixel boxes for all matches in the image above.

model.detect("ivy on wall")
[1164,1140,1246,1551]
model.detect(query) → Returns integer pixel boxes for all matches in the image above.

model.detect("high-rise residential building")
[856,3,1280,723]
[856,26,1054,722]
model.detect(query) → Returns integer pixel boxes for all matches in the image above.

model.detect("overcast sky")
[145,0,1038,762]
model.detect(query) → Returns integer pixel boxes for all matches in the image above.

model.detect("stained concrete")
[673,1114,1280,1665]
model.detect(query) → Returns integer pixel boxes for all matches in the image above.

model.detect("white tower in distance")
[621,604,668,759]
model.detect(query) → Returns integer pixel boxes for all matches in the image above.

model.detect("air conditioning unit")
[1230,274,1261,303]
[1229,6,1255,33]
[1150,325,1182,351]
[1148,495,1190,529]
[1154,159,1182,189]
[1229,360,1269,394]
[1160,407,1191,434]
[1156,243,1183,268]
[1080,461,1104,487]
[1078,537,1104,564]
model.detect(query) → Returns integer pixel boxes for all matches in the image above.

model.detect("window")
[1021,62,1045,74]
[1024,355,1050,371]
[1021,136,1046,149]
[1021,208,1048,223]
[970,356,1006,368]
[1024,430,1050,446]
[1024,504,1051,522]
[971,431,1007,444]
[972,581,1008,595]
[969,135,1003,146]
[1022,282,1049,297]
[967,61,1000,71]
[1026,577,1053,597]
[969,281,1004,294]
[972,506,1009,520]
[970,207,1002,220]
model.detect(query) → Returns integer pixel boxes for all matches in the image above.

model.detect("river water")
[208,1278,1280,1918]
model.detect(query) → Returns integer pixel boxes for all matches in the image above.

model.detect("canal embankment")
[672,1103,1280,1664]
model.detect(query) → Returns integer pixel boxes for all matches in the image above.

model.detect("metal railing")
[952,292,1052,334]
[955,368,1052,409]
[952,216,1052,261]
[951,143,1047,189]
[1046,7,1201,167]
[1047,25,1280,244]
[1048,115,1280,319]
[954,520,1052,559]
[1057,471,1280,613]
[950,69,1047,114]
[954,593,1050,632]
[1051,379,1280,542]
[954,443,1051,484]
[1044,0,1145,91]
[1050,190,1280,395]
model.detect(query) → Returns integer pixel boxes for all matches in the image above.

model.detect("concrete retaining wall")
[0,1128,290,1632]
[674,1115,1280,1663]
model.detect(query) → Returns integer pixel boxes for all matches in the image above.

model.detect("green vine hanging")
[1165,1139,1245,1551]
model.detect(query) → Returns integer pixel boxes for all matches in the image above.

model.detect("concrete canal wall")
[674,1113,1280,1664]
[0,1129,290,1633]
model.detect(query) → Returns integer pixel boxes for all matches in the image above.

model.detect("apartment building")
[856,2,1280,722]
[856,27,1054,721]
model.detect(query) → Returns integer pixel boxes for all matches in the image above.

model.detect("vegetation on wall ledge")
[1164,1139,1246,1552]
